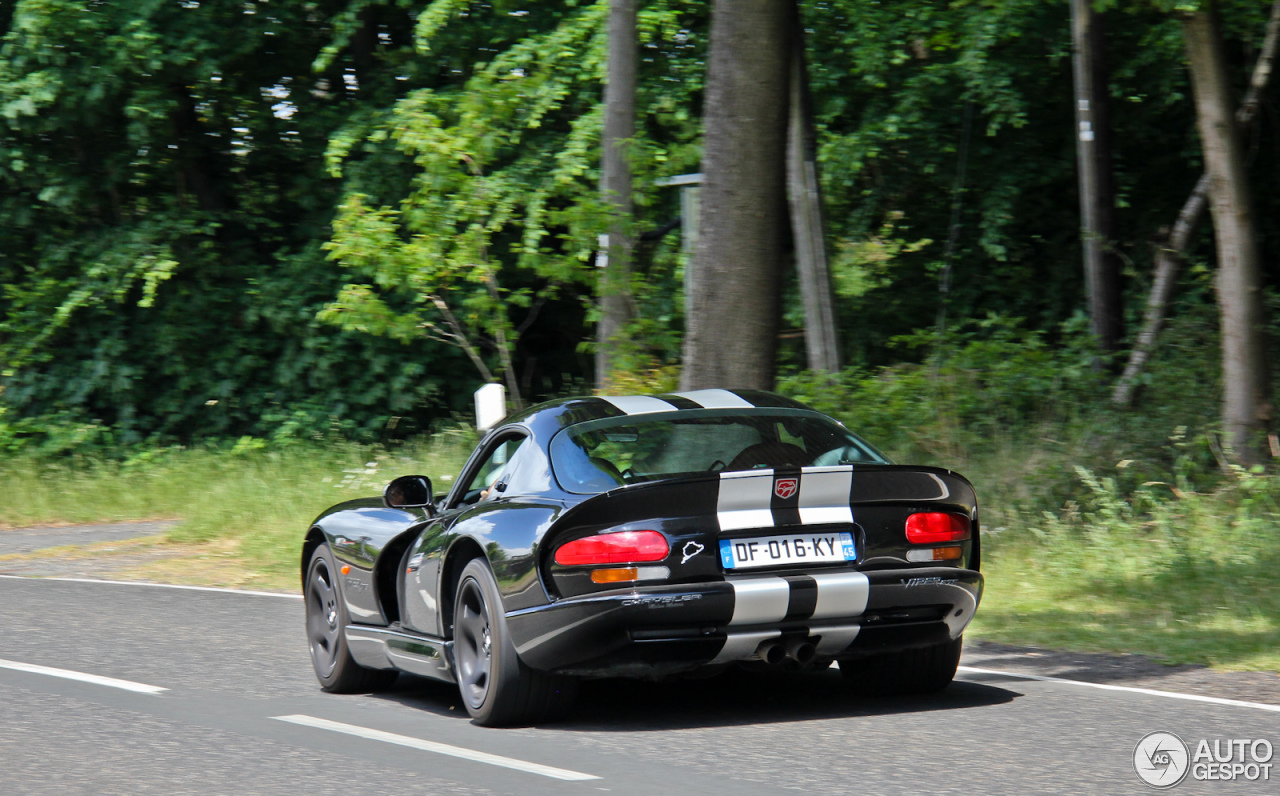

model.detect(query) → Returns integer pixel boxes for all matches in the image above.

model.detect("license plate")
[719,532,856,570]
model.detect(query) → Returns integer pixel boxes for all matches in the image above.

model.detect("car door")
[399,432,531,636]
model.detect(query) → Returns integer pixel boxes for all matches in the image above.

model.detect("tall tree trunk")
[680,0,792,391]
[1113,0,1280,407]
[786,8,840,374]
[1184,8,1272,464]
[1070,0,1122,356]
[595,0,637,390]
[1111,174,1209,405]
[171,83,226,213]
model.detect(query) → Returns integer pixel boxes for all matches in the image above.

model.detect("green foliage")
[320,0,708,396]
[976,463,1280,670]
[0,0,481,447]
[2,0,1278,459]
[777,304,1235,523]
[779,315,1104,462]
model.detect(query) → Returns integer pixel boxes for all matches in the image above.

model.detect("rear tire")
[453,558,577,726]
[305,544,398,693]
[839,636,962,696]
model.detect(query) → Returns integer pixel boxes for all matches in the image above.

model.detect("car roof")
[501,389,815,440]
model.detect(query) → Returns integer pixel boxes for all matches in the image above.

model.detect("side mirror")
[384,475,435,514]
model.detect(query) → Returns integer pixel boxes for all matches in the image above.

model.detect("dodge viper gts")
[301,389,983,725]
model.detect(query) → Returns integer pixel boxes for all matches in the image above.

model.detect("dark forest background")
[1,0,1277,454]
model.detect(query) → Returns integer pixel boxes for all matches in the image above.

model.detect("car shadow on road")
[373,665,1021,730]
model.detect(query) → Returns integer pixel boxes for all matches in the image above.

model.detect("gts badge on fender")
[901,576,958,588]
[344,576,369,591]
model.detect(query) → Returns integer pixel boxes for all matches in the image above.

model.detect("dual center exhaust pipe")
[755,637,816,666]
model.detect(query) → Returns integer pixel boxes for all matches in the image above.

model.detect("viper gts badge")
[901,577,958,588]
[774,477,798,499]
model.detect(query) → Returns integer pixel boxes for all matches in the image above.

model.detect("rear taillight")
[905,512,971,544]
[554,530,670,566]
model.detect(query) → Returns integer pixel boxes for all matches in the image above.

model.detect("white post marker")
[0,658,167,694]
[272,715,598,781]
[475,383,507,432]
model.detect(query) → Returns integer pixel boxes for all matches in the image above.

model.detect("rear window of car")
[548,410,890,495]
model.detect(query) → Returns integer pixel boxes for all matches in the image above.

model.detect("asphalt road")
[1,575,1277,795]
[0,521,176,555]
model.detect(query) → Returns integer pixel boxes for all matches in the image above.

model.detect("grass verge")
[0,431,474,588]
[2,431,1277,671]
[970,462,1280,671]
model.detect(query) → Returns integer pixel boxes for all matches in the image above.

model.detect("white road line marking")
[0,658,167,694]
[958,665,1280,714]
[0,574,301,599]
[272,715,600,781]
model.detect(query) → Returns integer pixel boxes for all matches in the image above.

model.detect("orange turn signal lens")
[591,567,639,584]
[340,565,351,575]
[588,566,671,584]
[906,546,962,562]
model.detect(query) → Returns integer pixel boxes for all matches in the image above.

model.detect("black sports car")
[301,390,983,725]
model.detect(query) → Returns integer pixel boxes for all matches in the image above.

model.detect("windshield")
[549,410,891,495]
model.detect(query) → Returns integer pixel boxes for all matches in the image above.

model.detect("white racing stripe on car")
[710,630,781,664]
[797,467,854,525]
[717,466,856,531]
[809,572,870,619]
[717,470,777,531]
[726,572,869,628]
[813,625,861,655]
[272,715,600,780]
[726,576,791,625]
[600,395,679,415]
[0,658,168,694]
[673,389,755,409]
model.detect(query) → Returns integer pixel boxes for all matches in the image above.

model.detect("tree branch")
[1112,0,1280,406]
[484,273,525,409]
[427,295,496,384]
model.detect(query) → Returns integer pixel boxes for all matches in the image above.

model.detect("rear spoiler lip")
[551,463,976,535]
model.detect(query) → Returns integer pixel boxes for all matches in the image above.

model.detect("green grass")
[0,430,475,586]
[968,460,1280,671]
[2,425,1277,671]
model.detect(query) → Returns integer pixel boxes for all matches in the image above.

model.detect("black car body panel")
[301,390,984,684]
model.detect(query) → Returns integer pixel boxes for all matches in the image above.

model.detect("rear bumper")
[505,567,982,677]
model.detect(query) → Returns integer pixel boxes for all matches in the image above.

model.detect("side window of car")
[455,435,528,508]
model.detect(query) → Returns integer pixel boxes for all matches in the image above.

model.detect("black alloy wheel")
[452,558,578,726]
[454,571,493,708]
[304,544,397,693]
[306,552,342,679]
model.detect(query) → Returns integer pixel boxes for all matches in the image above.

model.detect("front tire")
[305,544,397,693]
[453,558,577,726]
[839,636,963,696]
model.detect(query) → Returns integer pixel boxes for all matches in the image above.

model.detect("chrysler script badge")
[774,478,798,499]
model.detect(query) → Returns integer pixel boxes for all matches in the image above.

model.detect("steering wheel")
[707,460,726,472]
